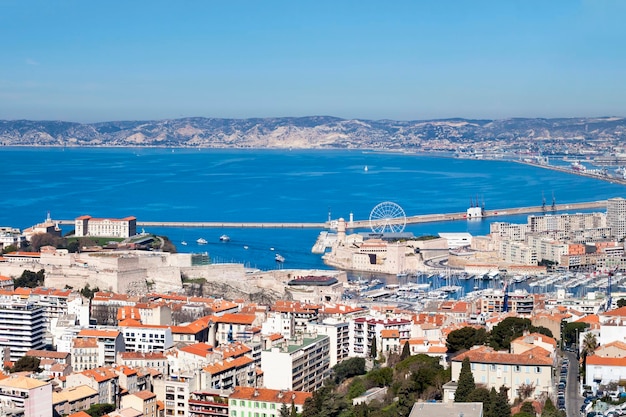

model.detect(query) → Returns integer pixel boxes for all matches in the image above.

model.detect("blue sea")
[2,147,625,275]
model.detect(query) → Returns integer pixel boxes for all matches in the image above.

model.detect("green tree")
[581,332,598,366]
[489,317,534,351]
[400,341,411,360]
[618,298,626,308]
[563,322,588,347]
[520,401,535,414]
[467,387,491,404]
[332,357,366,384]
[280,404,290,417]
[10,356,41,373]
[366,367,393,387]
[1,244,18,254]
[455,357,475,402]
[14,269,45,288]
[447,326,488,353]
[347,377,367,400]
[492,387,511,417]
[301,386,346,417]
[85,404,115,417]
[541,398,558,417]
[370,336,377,359]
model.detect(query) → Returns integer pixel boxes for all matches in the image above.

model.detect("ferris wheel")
[369,201,406,234]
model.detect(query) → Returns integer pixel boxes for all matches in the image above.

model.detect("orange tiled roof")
[179,343,213,358]
[602,306,626,317]
[587,355,626,367]
[215,313,256,325]
[381,329,400,338]
[230,386,312,406]
[81,367,118,382]
[72,338,98,348]
[452,345,553,366]
[203,356,254,375]
[78,329,120,338]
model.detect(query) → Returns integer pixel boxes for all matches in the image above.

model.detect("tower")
[607,197,626,241]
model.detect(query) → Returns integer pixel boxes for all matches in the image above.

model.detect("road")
[565,351,582,417]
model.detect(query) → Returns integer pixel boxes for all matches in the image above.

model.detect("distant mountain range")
[1,116,625,151]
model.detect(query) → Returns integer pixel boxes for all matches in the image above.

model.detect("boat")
[243,245,249,250]
[364,165,369,172]
[181,241,187,246]
[219,234,230,242]
[571,160,586,172]
[275,253,285,263]
[196,238,207,244]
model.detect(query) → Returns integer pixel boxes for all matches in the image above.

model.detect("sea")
[2,147,625,295]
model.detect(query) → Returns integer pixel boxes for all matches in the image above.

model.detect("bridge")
[55,200,608,229]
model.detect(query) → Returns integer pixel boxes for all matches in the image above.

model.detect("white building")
[261,334,330,392]
[309,318,350,367]
[120,323,174,353]
[0,301,46,361]
[608,197,626,241]
[74,215,137,238]
[228,387,311,417]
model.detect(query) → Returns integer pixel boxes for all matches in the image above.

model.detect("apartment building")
[451,345,554,402]
[76,329,125,366]
[121,390,158,417]
[189,390,230,417]
[608,197,626,240]
[261,334,330,392]
[0,375,53,417]
[0,301,46,361]
[228,387,311,417]
[119,322,174,353]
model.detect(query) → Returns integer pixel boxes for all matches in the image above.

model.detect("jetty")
[56,200,608,229]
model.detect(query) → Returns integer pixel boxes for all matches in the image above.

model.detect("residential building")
[0,301,46,361]
[0,375,53,417]
[77,329,125,366]
[408,402,483,417]
[71,337,100,371]
[121,390,158,417]
[309,318,350,367]
[189,390,230,417]
[65,367,120,405]
[228,387,311,417]
[117,351,169,375]
[261,334,330,392]
[52,385,99,417]
[608,197,626,240]
[451,345,554,402]
[119,322,174,353]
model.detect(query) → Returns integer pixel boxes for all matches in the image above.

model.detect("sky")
[1,0,625,122]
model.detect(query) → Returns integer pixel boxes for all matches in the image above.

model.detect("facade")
[228,387,311,417]
[52,385,99,417]
[77,329,125,366]
[74,215,137,238]
[189,391,230,417]
[261,334,330,392]
[608,197,626,241]
[120,323,174,353]
[309,318,350,367]
[0,301,46,361]
[585,355,626,393]
[121,390,158,417]
[0,375,53,417]
[451,346,554,402]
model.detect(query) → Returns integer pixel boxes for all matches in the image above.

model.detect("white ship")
[275,253,285,263]
[219,234,230,242]
[196,238,208,244]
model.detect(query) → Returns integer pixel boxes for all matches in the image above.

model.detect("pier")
[56,200,608,229]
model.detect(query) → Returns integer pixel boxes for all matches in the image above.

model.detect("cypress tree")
[455,357,476,402]
[400,341,411,360]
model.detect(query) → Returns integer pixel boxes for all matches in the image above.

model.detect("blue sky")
[1,0,625,122]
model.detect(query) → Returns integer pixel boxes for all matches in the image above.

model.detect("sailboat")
[364,165,369,172]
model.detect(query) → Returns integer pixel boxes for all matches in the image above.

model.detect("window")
[240,401,245,406]
[490,364,496,371]
[535,367,541,373]
[514,365,521,372]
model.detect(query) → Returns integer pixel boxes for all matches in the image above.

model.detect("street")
[565,351,583,417]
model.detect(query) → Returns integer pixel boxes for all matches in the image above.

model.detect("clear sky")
[2,0,625,122]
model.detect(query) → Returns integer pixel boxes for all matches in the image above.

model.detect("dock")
[56,200,608,229]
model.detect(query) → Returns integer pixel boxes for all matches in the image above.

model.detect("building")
[0,301,46,361]
[408,402,483,417]
[52,385,99,417]
[189,390,230,417]
[0,375,53,417]
[261,334,330,392]
[309,318,350,367]
[74,215,137,238]
[121,390,158,417]
[608,197,626,241]
[450,345,554,402]
[119,322,174,353]
[76,329,125,366]
[228,387,311,417]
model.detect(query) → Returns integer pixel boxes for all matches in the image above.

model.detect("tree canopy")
[14,269,45,288]
[455,357,475,402]
[447,326,488,353]
[10,356,41,373]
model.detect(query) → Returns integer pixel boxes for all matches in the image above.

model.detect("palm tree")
[581,332,598,361]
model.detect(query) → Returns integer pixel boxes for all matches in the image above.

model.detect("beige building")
[228,387,312,417]
[121,390,158,417]
[451,345,554,402]
[74,215,137,238]
[53,385,99,417]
